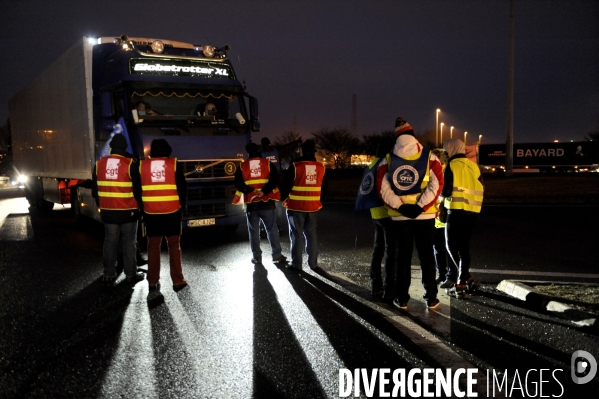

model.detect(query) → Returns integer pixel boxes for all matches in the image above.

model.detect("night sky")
[1,0,597,145]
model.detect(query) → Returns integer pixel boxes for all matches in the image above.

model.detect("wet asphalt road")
[1,188,598,398]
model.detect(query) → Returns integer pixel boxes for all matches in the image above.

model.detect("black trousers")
[392,219,438,302]
[445,210,479,285]
[370,217,396,287]
[433,226,450,280]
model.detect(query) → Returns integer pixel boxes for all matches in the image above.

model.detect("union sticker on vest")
[305,165,317,185]
[105,158,120,180]
[250,160,262,178]
[151,160,166,183]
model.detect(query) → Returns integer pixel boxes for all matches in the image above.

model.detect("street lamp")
[450,126,454,139]
[435,109,441,146]
[440,122,444,145]
[464,131,468,145]
[479,135,482,145]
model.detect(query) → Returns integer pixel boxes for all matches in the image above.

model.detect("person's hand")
[256,191,265,199]
[398,204,424,219]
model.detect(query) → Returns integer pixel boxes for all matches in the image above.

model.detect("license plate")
[188,218,216,227]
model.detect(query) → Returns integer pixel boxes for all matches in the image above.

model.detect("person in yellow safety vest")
[439,138,484,299]
[281,139,326,272]
[92,133,145,286]
[377,117,444,310]
[233,142,287,266]
[432,149,451,286]
[355,139,396,298]
[139,139,189,295]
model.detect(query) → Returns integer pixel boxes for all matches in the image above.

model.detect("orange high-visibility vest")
[96,155,138,210]
[140,157,181,214]
[283,161,325,212]
[232,158,281,205]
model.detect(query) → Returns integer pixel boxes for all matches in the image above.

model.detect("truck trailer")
[10,35,260,230]
[478,141,599,173]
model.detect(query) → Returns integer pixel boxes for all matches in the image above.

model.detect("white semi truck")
[10,35,260,229]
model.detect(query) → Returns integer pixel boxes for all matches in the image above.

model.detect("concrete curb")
[496,280,597,327]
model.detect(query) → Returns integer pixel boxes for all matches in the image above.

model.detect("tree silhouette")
[311,127,360,169]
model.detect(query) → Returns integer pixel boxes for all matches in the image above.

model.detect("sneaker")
[426,298,441,309]
[272,255,287,263]
[446,285,466,299]
[439,279,455,289]
[464,278,480,293]
[392,298,408,310]
[435,276,445,284]
[126,272,145,283]
[311,266,327,275]
[173,280,188,292]
[286,264,302,271]
[251,257,262,265]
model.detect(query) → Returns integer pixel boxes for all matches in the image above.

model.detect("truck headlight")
[17,175,27,184]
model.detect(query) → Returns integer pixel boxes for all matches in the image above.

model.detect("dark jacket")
[234,156,280,212]
[142,160,188,236]
[92,148,141,224]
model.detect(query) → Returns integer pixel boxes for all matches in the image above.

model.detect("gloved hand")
[398,204,424,219]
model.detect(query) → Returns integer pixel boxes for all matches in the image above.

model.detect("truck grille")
[182,159,241,179]
[187,187,228,201]
[183,204,227,219]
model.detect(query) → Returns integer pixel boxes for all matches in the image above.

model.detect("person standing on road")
[139,139,188,293]
[439,138,484,298]
[261,137,287,232]
[356,140,396,297]
[377,118,444,310]
[432,148,451,284]
[92,134,145,286]
[281,139,325,272]
[234,142,287,266]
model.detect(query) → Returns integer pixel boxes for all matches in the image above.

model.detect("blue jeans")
[287,210,318,269]
[246,209,282,260]
[103,221,138,278]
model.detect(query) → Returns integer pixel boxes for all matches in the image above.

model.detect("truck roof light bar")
[91,36,230,61]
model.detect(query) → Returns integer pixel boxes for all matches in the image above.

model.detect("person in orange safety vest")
[92,133,145,286]
[234,142,287,266]
[139,139,188,295]
[281,139,325,272]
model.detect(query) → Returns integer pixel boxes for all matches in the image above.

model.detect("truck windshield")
[129,88,248,135]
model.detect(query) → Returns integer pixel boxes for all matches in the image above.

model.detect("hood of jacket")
[443,138,466,159]
[392,134,423,158]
